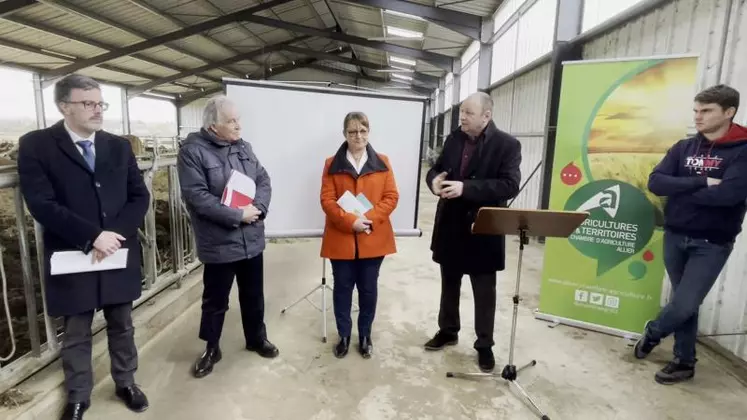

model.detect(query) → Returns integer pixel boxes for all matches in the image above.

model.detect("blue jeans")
[646,231,733,363]
[331,257,384,338]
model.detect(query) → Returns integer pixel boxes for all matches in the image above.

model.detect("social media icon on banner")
[589,292,604,305]
[574,290,589,303]
[605,295,620,309]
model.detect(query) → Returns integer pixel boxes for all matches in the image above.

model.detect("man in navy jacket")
[637,84,747,384]
[17,74,150,419]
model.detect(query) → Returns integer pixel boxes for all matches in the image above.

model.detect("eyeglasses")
[346,129,368,137]
[66,101,109,111]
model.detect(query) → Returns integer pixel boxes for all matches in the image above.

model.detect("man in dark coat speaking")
[423,91,522,373]
[17,74,150,420]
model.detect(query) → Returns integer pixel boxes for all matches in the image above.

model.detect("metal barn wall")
[582,0,747,362]
[178,97,212,139]
[490,0,557,83]
[582,0,730,92]
[490,63,552,210]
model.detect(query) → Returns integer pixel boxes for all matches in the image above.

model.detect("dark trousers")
[647,231,732,363]
[438,265,497,349]
[331,257,384,338]
[62,303,137,404]
[199,254,267,347]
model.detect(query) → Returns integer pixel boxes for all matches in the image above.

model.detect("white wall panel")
[516,0,557,69]
[178,97,211,139]
[489,64,552,210]
[699,0,747,363]
[513,135,545,210]
[459,60,480,101]
[490,82,514,128]
[491,0,556,84]
[582,0,729,91]
[442,110,452,139]
[491,22,519,82]
[582,0,646,33]
[444,73,454,110]
[493,0,524,31]
[581,0,747,362]
[721,0,747,125]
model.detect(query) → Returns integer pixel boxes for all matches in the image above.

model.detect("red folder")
[221,170,256,209]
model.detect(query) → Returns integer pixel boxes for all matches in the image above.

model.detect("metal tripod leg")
[445,229,551,420]
[280,259,358,343]
[446,359,536,379]
[509,379,551,420]
[280,283,326,313]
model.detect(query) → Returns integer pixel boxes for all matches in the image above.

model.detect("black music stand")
[446,207,588,420]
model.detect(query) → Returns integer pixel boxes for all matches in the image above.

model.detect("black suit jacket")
[17,120,150,317]
[426,120,522,274]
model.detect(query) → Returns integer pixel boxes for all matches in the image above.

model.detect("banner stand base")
[533,309,641,341]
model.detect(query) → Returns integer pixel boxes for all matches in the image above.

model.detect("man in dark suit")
[423,91,522,373]
[16,74,151,420]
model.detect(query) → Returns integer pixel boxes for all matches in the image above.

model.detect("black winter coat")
[16,121,150,317]
[426,121,522,274]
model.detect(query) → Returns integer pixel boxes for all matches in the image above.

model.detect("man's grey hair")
[468,91,493,114]
[202,95,234,129]
[54,74,100,108]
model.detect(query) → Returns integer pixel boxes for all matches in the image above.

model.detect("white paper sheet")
[50,249,129,275]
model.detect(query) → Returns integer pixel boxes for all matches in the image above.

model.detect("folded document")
[337,191,374,234]
[50,249,129,275]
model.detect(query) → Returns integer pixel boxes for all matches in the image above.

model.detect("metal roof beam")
[38,0,245,78]
[0,0,37,17]
[43,0,295,78]
[282,45,438,87]
[176,87,224,108]
[123,0,264,76]
[242,16,454,71]
[0,37,195,88]
[306,63,431,95]
[127,36,310,97]
[246,44,352,79]
[347,0,482,40]
[266,56,320,78]
[1,14,222,84]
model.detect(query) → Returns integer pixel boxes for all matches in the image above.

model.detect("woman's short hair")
[343,112,369,133]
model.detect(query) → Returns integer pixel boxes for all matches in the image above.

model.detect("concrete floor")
[84,186,747,420]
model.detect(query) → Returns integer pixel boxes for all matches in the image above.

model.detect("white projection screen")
[224,79,427,238]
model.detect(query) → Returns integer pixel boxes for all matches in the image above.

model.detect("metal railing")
[0,148,200,396]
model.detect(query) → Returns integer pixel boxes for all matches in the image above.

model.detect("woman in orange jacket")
[320,111,399,359]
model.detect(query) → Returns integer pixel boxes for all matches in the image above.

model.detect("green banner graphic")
[537,55,699,335]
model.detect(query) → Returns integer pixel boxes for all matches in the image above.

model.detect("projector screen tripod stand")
[280,258,357,343]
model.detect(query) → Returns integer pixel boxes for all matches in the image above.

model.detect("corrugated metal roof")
[0,0,493,100]
[440,0,504,16]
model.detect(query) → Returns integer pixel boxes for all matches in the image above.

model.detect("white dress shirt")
[64,121,96,157]
[347,149,368,174]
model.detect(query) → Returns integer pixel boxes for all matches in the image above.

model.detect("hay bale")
[122,134,144,156]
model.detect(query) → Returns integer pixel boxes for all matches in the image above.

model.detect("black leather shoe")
[193,346,222,378]
[246,339,279,358]
[359,336,373,359]
[424,331,458,351]
[477,348,495,372]
[60,402,88,420]
[115,384,149,412]
[334,336,350,358]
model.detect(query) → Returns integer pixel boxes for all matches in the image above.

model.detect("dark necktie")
[77,140,95,171]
